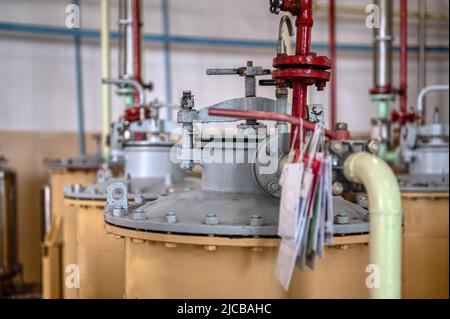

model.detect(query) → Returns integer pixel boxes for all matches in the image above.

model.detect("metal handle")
[259,79,277,86]
[206,68,241,76]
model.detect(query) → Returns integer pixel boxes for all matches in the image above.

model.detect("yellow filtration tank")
[401,191,449,298]
[65,198,126,298]
[106,223,370,299]
[41,158,99,299]
[63,142,201,298]
[104,184,373,299]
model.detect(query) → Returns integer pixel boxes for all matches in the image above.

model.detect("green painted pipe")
[378,143,399,163]
[344,152,402,299]
[116,87,135,108]
[377,99,389,119]
[371,94,398,163]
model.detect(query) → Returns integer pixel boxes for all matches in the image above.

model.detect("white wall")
[0,0,448,133]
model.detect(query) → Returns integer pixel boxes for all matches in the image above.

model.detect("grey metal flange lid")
[398,173,449,193]
[124,140,175,147]
[64,176,201,201]
[44,154,122,170]
[105,191,370,237]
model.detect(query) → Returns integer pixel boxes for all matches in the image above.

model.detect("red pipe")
[292,0,313,146]
[399,0,407,113]
[131,0,142,104]
[328,0,336,128]
[296,0,313,55]
[207,108,337,139]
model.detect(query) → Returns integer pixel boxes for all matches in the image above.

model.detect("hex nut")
[330,140,344,154]
[332,182,344,195]
[334,213,349,225]
[165,212,178,224]
[112,207,125,217]
[134,195,145,205]
[204,213,219,225]
[249,214,264,226]
[335,122,348,131]
[74,184,84,193]
[204,245,217,251]
[357,196,369,209]
[132,209,147,220]
[367,139,380,154]
[267,181,280,193]
[64,185,74,193]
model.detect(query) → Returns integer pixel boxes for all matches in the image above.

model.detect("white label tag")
[324,156,334,244]
[300,169,313,199]
[274,238,298,291]
[278,163,304,238]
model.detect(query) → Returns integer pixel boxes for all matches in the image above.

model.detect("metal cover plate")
[105,192,370,237]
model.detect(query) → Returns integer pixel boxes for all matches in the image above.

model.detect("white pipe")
[101,0,111,160]
[344,152,402,299]
[417,85,449,123]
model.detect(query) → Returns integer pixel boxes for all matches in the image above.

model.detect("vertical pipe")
[328,0,336,128]
[101,0,111,160]
[41,184,52,241]
[418,0,427,122]
[131,0,143,105]
[344,152,402,299]
[162,0,173,121]
[291,0,313,149]
[118,0,127,78]
[125,0,134,78]
[373,0,393,92]
[296,0,313,56]
[72,0,85,155]
[400,0,407,113]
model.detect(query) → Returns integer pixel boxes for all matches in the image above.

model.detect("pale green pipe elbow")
[378,143,399,163]
[344,152,402,299]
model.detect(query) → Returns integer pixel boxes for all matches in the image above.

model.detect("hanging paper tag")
[278,162,304,238]
[324,155,334,244]
[274,238,298,291]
